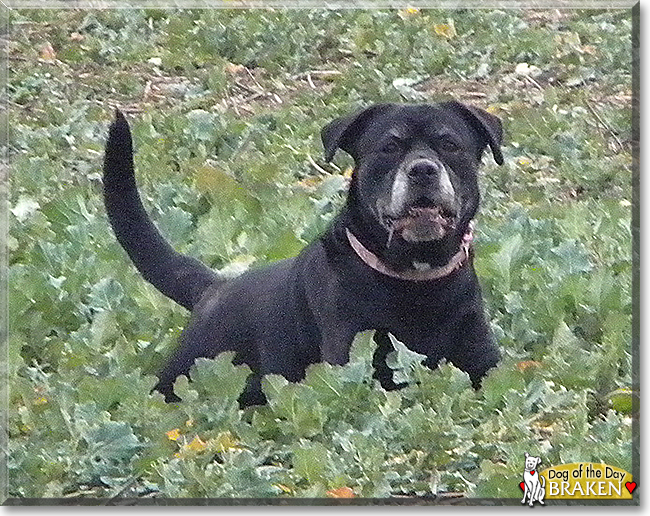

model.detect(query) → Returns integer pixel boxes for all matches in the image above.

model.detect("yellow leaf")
[34,396,48,405]
[398,7,420,18]
[166,428,181,441]
[275,484,294,494]
[186,436,207,452]
[194,165,241,197]
[212,431,240,452]
[298,176,322,188]
[326,487,356,498]
[434,21,456,39]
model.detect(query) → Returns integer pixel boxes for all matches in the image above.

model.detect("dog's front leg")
[445,310,500,388]
[319,323,361,365]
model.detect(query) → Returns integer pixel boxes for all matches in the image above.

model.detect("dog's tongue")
[392,207,450,242]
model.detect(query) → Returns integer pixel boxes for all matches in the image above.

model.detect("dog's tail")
[103,109,219,311]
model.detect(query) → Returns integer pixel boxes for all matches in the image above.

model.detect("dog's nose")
[407,161,442,179]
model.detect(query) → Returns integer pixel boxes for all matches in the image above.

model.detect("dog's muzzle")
[383,159,459,243]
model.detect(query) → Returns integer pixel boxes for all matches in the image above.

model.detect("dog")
[521,452,546,506]
[103,101,504,406]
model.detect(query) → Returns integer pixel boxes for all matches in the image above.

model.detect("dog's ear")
[440,101,504,166]
[321,104,392,162]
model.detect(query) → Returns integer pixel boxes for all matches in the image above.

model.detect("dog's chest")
[335,274,468,332]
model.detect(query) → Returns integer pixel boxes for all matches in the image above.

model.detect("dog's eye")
[381,140,402,154]
[438,138,461,153]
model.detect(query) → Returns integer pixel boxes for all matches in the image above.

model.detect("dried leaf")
[39,42,56,61]
[327,486,356,498]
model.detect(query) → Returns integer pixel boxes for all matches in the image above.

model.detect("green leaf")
[292,441,330,484]
[262,375,324,438]
[343,330,378,383]
[264,229,304,261]
[260,373,288,401]
[480,361,527,410]
[303,362,344,405]
[503,291,524,314]
[607,388,636,415]
[89,310,119,348]
[82,420,142,461]
[157,206,193,248]
[189,352,251,402]
[184,109,219,141]
[551,239,592,275]
[77,372,155,412]
[172,375,199,403]
[490,233,524,290]
[88,278,124,312]
[385,333,427,385]
[545,321,595,389]
[11,196,40,222]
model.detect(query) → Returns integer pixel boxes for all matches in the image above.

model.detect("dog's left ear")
[321,104,393,162]
[441,101,504,166]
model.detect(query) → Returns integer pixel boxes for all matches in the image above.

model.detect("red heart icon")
[625,482,637,494]
[529,471,536,476]
[519,482,525,491]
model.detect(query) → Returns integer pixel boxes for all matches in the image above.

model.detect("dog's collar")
[345,223,473,282]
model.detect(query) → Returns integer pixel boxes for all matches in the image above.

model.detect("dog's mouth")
[383,204,457,244]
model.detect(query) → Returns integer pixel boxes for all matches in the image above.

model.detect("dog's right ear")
[321,104,392,162]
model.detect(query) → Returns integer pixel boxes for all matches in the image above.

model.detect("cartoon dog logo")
[521,452,546,506]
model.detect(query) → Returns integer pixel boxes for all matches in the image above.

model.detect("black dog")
[103,102,503,405]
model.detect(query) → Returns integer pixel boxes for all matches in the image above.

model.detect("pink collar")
[345,224,473,282]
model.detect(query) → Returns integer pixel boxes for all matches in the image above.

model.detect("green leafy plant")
[7,7,634,500]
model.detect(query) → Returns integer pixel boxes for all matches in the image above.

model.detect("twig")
[234,80,257,95]
[292,70,342,80]
[229,95,240,116]
[585,99,624,151]
[242,91,268,103]
[307,154,328,175]
[524,74,544,92]
[142,80,152,100]
[245,67,263,91]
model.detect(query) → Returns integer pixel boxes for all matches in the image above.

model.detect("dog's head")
[524,452,542,472]
[322,102,503,266]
